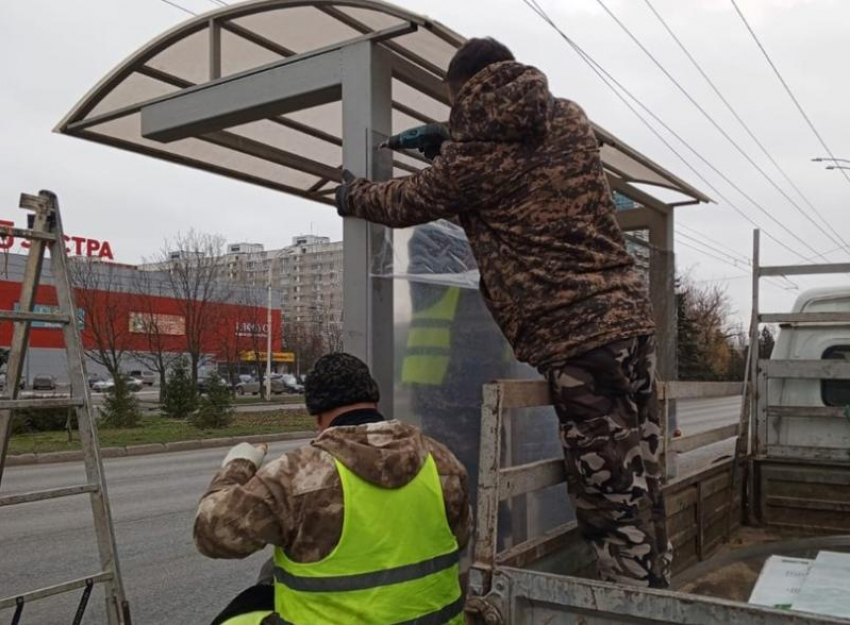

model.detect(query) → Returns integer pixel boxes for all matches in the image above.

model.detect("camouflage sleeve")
[193,458,288,559]
[426,437,474,550]
[345,155,463,228]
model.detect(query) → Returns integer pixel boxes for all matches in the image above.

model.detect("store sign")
[129,312,185,336]
[0,219,115,260]
[240,351,295,363]
[13,303,85,329]
[235,321,269,337]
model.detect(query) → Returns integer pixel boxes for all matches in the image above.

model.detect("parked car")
[31,374,57,391]
[234,376,286,396]
[128,370,156,386]
[280,373,304,394]
[87,373,106,389]
[93,376,143,393]
[197,373,235,394]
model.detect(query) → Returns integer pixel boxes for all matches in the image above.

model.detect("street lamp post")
[266,261,273,401]
[813,157,850,164]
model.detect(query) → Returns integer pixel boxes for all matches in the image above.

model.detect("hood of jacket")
[449,61,553,143]
[312,419,428,489]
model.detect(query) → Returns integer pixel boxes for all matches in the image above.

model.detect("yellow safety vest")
[402,287,461,386]
[273,454,463,624]
[220,611,273,625]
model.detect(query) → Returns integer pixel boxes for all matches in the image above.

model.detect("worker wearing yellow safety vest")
[402,224,514,510]
[196,353,472,625]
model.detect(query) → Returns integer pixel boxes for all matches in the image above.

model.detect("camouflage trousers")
[546,335,672,588]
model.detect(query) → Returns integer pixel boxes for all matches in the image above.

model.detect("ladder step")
[0,396,85,410]
[0,483,99,507]
[0,572,113,610]
[0,225,56,242]
[0,310,71,324]
[19,193,49,212]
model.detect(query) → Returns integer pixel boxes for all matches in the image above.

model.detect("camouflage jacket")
[343,61,655,368]
[194,420,472,562]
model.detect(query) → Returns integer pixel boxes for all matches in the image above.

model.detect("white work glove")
[222,442,268,469]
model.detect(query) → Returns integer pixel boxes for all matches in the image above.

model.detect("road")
[0,396,742,624]
[675,395,742,476]
[1,440,306,625]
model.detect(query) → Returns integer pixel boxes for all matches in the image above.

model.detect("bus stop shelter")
[57,0,710,422]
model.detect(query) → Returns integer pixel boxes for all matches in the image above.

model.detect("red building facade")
[0,254,281,380]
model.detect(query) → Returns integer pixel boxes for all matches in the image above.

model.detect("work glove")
[334,169,357,217]
[222,442,268,469]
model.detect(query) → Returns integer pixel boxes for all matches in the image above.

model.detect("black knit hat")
[305,353,380,415]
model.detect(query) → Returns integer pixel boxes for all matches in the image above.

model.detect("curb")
[6,431,314,466]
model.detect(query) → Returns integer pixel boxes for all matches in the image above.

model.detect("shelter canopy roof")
[57,0,710,207]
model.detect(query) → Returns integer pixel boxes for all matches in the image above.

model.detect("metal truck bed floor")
[677,526,850,602]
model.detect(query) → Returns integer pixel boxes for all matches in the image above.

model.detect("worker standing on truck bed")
[195,353,472,624]
[335,38,671,588]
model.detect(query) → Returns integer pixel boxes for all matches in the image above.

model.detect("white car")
[92,377,143,393]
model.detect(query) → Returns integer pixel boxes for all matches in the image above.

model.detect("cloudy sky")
[2,0,848,326]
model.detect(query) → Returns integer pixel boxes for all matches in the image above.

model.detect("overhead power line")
[676,238,797,291]
[595,0,848,256]
[678,224,751,266]
[677,230,749,267]
[521,0,817,264]
[643,0,850,255]
[157,0,197,16]
[677,228,800,289]
[730,0,850,191]
[675,230,799,290]
[677,238,747,268]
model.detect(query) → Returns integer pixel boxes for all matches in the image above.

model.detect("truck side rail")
[472,378,748,587]
[466,377,843,625]
[659,381,745,474]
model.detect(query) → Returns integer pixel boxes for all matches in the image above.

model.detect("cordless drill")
[379,123,449,161]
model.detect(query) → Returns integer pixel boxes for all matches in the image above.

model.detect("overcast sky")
[2,0,848,326]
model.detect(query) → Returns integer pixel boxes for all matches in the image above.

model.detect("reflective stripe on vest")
[401,287,461,386]
[220,611,273,625]
[273,455,463,625]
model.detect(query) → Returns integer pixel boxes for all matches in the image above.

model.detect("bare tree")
[129,269,183,401]
[283,320,325,376]
[70,258,133,378]
[155,231,230,386]
[236,286,272,392]
[211,286,269,393]
[212,304,243,392]
[676,276,741,381]
[325,319,344,354]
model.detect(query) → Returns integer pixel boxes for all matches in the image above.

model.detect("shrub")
[100,377,141,428]
[11,407,76,434]
[190,373,233,429]
[162,357,197,420]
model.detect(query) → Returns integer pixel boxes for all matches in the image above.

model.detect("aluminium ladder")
[0,191,130,624]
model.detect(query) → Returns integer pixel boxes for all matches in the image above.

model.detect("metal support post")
[648,209,678,478]
[341,40,394,416]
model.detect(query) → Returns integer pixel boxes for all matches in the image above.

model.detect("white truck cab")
[769,287,850,448]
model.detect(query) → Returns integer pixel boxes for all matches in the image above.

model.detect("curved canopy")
[57,0,710,207]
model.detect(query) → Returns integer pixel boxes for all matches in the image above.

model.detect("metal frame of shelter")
[57,0,711,415]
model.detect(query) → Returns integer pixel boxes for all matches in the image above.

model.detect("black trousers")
[210,585,274,625]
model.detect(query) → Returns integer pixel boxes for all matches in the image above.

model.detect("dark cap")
[305,353,380,415]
